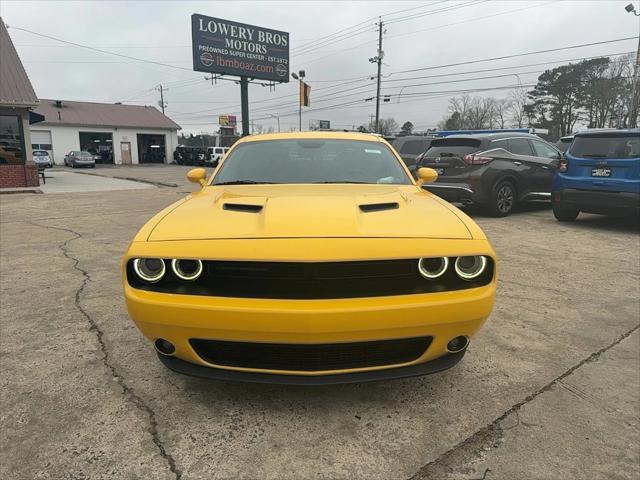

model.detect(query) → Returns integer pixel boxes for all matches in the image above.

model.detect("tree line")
[436,54,637,139]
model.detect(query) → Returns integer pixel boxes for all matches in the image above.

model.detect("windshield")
[569,134,640,159]
[79,152,93,158]
[211,139,411,185]
[33,151,48,156]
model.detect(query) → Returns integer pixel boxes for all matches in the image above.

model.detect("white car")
[206,146,229,166]
[32,150,53,168]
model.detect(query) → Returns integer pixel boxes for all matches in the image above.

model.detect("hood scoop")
[223,203,263,213]
[359,202,399,213]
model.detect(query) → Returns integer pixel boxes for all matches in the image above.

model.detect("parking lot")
[1,165,638,480]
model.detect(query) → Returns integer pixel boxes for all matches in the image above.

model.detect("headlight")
[454,256,487,280]
[133,258,165,283]
[171,259,203,281]
[418,257,449,279]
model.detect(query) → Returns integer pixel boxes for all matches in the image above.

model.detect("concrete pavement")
[1,166,638,479]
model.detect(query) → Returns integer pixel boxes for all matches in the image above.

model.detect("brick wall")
[0,165,40,188]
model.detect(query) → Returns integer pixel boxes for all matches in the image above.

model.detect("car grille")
[189,337,433,372]
[127,258,494,299]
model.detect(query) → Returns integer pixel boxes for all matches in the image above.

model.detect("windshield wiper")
[214,180,278,185]
[313,181,369,184]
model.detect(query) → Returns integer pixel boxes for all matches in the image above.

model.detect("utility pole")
[625,3,640,127]
[156,84,166,114]
[369,19,384,133]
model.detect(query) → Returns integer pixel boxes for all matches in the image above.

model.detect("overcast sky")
[2,0,639,134]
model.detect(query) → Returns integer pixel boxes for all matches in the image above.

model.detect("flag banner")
[300,82,311,107]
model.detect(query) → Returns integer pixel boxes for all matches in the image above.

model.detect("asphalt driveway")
[1,166,638,480]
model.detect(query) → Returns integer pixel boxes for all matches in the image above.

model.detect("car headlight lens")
[454,256,487,280]
[171,259,203,281]
[133,258,165,283]
[418,257,449,279]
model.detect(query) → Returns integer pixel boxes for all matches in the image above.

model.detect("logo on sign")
[200,52,214,67]
[276,64,287,77]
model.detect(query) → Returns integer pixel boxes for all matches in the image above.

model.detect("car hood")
[147,184,472,241]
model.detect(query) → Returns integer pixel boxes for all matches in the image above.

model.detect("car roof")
[574,128,640,137]
[432,132,542,141]
[236,131,385,144]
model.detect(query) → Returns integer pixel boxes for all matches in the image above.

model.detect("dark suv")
[417,133,562,216]
[392,135,436,173]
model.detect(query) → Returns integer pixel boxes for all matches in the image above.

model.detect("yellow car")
[123,132,496,385]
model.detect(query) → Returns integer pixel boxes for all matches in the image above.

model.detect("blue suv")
[552,129,640,221]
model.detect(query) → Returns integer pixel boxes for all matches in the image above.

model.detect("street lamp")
[292,70,306,131]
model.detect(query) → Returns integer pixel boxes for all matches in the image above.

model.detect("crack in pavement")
[30,221,182,480]
[410,323,640,479]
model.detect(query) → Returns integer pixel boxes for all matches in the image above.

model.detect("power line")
[391,36,639,75]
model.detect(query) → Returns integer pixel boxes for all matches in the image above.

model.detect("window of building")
[0,115,25,165]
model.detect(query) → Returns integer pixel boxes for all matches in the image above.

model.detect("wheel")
[552,202,579,222]
[486,180,516,217]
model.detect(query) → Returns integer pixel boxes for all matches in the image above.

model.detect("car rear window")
[425,138,482,158]
[33,151,47,156]
[398,140,427,155]
[569,133,640,159]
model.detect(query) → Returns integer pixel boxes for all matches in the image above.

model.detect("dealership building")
[30,100,181,165]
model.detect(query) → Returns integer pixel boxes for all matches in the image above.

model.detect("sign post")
[191,14,290,136]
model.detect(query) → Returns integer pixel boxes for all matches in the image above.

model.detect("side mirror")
[416,167,438,187]
[187,167,207,187]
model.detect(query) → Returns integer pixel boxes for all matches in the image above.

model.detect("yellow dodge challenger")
[123,132,496,385]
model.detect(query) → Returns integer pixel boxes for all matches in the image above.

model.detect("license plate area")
[591,168,611,177]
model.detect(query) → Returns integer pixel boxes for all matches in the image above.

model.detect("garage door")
[31,130,55,162]
[31,130,52,145]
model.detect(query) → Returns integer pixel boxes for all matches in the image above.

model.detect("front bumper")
[554,188,640,214]
[124,238,496,381]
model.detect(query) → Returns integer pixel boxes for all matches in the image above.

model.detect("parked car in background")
[552,129,640,221]
[64,150,95,168]
[392,135,436,173]
[206,146,229,167]
[173,146,206,166]
[556,135,574,153]
[417,133,562,216]
[32,150,53,168]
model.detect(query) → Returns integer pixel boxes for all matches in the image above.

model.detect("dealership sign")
[218,115,237,126]
[191,14,290,83]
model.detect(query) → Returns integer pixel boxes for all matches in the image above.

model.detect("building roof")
[0,19,38,108]
[33,99,181,130]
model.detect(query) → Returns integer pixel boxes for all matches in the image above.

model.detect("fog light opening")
[154,338,176,356]
[447,336,469,353]
[171,259,203,281]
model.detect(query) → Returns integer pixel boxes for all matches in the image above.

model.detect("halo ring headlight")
[455,256,487,281]
[171,259,203,281]
[133,258,166,283]
[418,257,449,279]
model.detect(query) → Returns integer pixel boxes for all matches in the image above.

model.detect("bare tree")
[367,117,398,135]
[509,87,529,128]
[493,98,512,129]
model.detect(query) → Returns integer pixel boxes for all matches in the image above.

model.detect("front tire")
[553,202,579,222]
[486,180,516,217]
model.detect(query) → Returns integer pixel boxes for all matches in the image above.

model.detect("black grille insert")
[127,258,494,299]
[190,337,432,371]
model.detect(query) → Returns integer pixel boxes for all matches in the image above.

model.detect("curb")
[70,170,178,188]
